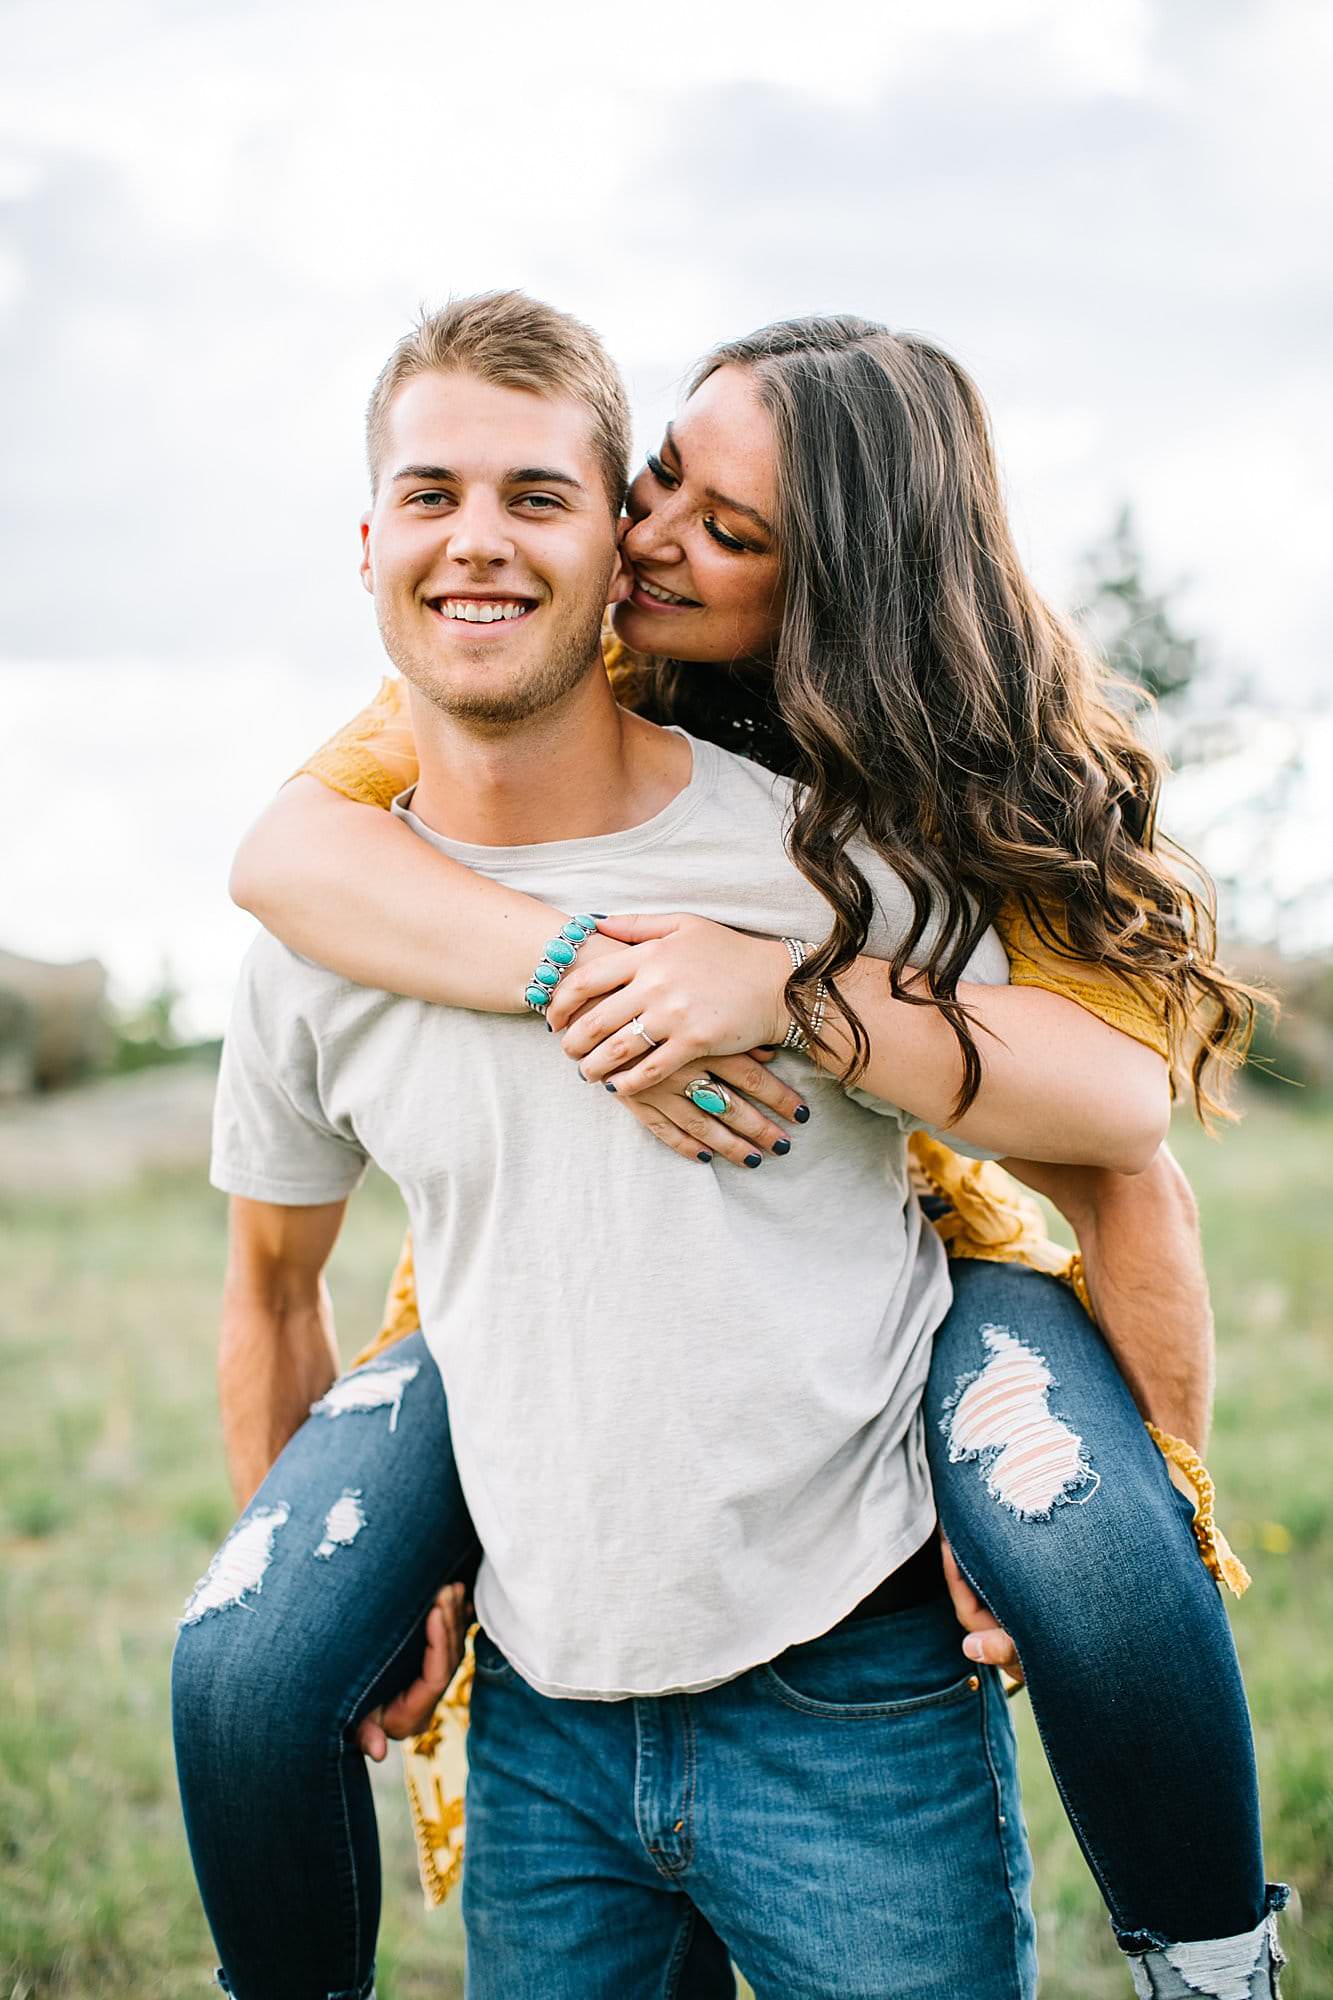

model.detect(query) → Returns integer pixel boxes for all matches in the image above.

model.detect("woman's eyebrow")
[664,423,773,537]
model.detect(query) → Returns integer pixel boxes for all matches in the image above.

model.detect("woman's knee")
[927,1262,1163,1523]
[932,1411,1213,1674]
[171,1513,348,1769]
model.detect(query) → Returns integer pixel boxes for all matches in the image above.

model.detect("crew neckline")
[392,728,720,870]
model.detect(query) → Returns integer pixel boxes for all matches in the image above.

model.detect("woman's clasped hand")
[543,912,807,1168]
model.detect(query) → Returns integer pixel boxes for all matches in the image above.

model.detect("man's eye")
[411,491,449,508]
[516,493,562,511]
[645,452,678,489]
[704,514,749,553]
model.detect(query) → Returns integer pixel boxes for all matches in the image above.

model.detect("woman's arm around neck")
[230,777,620,1010]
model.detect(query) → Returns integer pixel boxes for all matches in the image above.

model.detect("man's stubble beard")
[377,587,611,730]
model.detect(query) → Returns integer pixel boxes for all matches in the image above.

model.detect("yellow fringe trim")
[1146,1424,1252,1599]
[400,1633,475,1908]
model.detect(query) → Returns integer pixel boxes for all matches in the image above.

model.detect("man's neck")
[405,672,693,847]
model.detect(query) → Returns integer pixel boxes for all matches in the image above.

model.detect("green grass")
[1,1091,1329,1996]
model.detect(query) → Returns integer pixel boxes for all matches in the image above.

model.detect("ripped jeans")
[925,1260,1284,1997]
[172,1329,1033,2000]
[172,1266,1282,2000]
[172,1338,480,2000]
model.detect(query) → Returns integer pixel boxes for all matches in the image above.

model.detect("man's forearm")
[219,1279,340,1509]
[1004,1146,1214,1448]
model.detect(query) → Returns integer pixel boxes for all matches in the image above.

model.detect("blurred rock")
[0,948,113,1097]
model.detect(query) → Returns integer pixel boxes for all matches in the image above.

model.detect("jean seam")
[679,1699,697,1869]
[948,1534,1130,1937]
[975,1670,1031,2000]
[330,1533,482,1993]
[662,1903,699,2000]
[757,1661,980,1721]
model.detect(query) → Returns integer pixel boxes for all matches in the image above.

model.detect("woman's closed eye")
[644,453,758,554]
[703,514,750,553]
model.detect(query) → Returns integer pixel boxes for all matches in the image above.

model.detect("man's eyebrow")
[505,466,587,493]
[664,423,773,538]
[388,463,587,494]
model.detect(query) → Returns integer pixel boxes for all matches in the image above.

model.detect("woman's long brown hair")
[627,315,1259,1121]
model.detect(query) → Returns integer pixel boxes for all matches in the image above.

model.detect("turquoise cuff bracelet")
[524,915,603,1012]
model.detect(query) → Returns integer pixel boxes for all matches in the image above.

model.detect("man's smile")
[426,592,539,630]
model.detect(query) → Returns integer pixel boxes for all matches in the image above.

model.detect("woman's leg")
[924,1261,1285,1990]
[172,1332,478,2000]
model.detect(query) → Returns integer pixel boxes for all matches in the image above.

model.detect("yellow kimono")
[295,636,1244,1905]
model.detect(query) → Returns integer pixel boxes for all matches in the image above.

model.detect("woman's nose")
[623,503,685,568]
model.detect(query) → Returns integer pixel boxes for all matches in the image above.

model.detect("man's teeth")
[437,600,530,623]
[637,576,694,607]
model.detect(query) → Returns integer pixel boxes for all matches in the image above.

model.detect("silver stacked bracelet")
[779,937,827,1054]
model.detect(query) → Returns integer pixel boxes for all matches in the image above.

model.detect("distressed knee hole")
[943,1325,1098,1518]
[314,1488,367,1561]
[310,1358,419,1431]
[179,1503,290,1626]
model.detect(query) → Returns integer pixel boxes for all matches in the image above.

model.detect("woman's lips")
[628,576,700,614]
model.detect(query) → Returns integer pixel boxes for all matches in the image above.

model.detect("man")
[174,290,1040,1998]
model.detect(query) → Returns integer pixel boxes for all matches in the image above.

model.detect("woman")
[209,311,1281,1991]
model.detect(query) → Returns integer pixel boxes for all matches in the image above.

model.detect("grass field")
[1,1084,1330,1997]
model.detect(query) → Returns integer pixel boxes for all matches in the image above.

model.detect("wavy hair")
[629,315,1260,1121]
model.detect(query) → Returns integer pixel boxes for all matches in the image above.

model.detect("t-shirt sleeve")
[210,942,369,1205]
[292,676,420,810]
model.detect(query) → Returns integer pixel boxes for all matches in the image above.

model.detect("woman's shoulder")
[996,899,1169,1057]
[293,676,418,810]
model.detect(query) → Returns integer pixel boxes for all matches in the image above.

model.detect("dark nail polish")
[772,1138,791,1156]
[591,912,608,919]
[744,1153,763,1169]
[605,1083,617,1093]
[697,1151,712,1163]
[793,1104,810,1124]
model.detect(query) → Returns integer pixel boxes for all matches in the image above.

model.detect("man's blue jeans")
[462,1604,1034,1998]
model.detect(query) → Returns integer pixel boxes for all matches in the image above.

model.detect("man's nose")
[445,497,514,568]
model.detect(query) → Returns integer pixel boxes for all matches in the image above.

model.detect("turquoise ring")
[684,1077,734,1119]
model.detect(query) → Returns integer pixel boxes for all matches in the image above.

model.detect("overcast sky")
[3,0,1330,1020]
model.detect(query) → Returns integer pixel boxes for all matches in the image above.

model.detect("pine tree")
[1075,505,1201,707]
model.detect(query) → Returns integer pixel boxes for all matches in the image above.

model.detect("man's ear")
[606,517,632,605]
[359,512,374,595]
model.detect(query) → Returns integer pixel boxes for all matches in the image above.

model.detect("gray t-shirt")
[211,730,1009,1699]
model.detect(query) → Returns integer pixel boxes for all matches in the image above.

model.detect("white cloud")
[2,0,1330,1007]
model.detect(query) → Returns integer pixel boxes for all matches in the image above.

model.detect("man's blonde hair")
[366,290,631,513]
